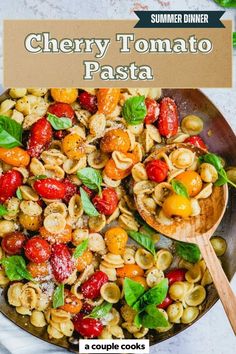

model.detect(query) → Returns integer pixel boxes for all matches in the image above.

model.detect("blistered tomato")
[157,295,173,309]
[48,102,75,123]
[158,97,178,138]
[62,133,85,160]
[104,153,138,181]
[0,170,23,203]
[100,129,130,153]
[81,271,108,299]
[75,250,93,272]
[0,147,30,167]
[73,313,103,338]
[97,88,120,115]
[51,88,78,104]
[165,268,186,285]
[60,290,82,314]
[146,159,169,183]
[116,264,144,278]
[40,224,72,244]
[175,171,202,197]
[92,188,118,216]
[184,135,207,150]
[27,262,49,278]
[79,91,97,114]
[105,227,128,255]
[34,178,66,199]
[50,244,74,283]
[144,98,160,124]
[1,232,27,255]
[24,237,51,263]
[162,194,192,218]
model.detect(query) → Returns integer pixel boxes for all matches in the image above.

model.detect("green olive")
[181,115,204,135]
[210,236,227,257]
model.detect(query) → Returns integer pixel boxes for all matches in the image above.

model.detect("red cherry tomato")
[50,244,74,283]
[92,188,118,216]
[24,237,51,263]
[1,232,27,255]
[157,295,173,309]
[158,97,178,138]
[62,178,77,203]
[0,170,23,203]
[34,178,66,199]
[53,130,67,140]
[27,117,53,158]
[184,135,207,150]
[146,159,169,183]
[81,185,96,199]
[80,302,93,315]
[78,91,97,114]
[81,271,108,299]
[73,313,103,338]
[48,102,75,121]
[144,98,160,124]
[165,268,186,286]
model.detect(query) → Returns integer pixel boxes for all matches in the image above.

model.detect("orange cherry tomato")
[104,153,138,180]
[39,224,72,244]
[175,171,202,197]
[162,194,192,218]
[97,88,120,115]
[27,262,49,278]
[116,264,144,278]
[75,250,93,272]
[51,88,78,104]
[62,133,85,160]
[105,227,128,255]
[0,147,30,167]
[132,276,148,289]
[100,129,130,153]
[60,290,82,314]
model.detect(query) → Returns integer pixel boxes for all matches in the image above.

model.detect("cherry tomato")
[80,302,93,315]
[132,276,148,289]
[157,295,173,309]
[48,102,75,121]
[34,178,66,199]
[175,171,202,197]
[105,227,128,255]
[146,159,168,183]
[158,97,178,138]
[162,194,192,218]
[1,232,27,255]
[100,129,130,153]
[27,117,53,158]
[81,271,108,299]
[92,188,118,216]
[62,178,77,203]
[184,135,207,150]
[0,170,23,203]
[40,224,72,244]
[51,88,78,104]
[24,237,51,263]
[0,147,30,167]
[53,130,67,139]
[62,133,85,160]
[97,88,120,115]
[27,262,49,278]
[75,250,93,272]
[73,313,103,338]
[50,244,74,283]
[78,91,97,114]
[144,98,160,124]
[60,289,82,314]
[165,268,186,286]
[104,153,138,181]
[116,264,144,278]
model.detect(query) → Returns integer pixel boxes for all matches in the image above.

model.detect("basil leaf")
[128,230,156,256]
[171,179,189,198]
[140,304,169,329]
[122,96,147,126]
[47,113,72,130]
[176,241,201,263]
[134,212,156,236]
[134,313,142,327]
[16,187,23,200]
[214,0,236,7]
[124,278,145,307]
[80,187,99,216]
[133,278,168,312]
[85,301,112,319]
[0,256,32,281]
[233,32,236,47]
[77,167,102,194]
[0,205,9,216]
[73,239,89,259]
[32,175,47,181]
[214,169,228,186]
[0,115,23,148]
[199,153,223,171]
[53,284,64,308]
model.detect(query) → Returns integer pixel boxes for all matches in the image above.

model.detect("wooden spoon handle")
[196,238,236,335]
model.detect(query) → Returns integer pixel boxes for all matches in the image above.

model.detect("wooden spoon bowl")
[134,143,236,334]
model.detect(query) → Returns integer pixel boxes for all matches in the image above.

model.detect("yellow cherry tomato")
[0,147,30,167]
[132,276,148,289]
[175,171,202,197]
[105,227,128,255]
[162,194,192,218]
[100,129,130,153]
[62,133,85,160]
[116,264,144,278]
[51,88,78,104]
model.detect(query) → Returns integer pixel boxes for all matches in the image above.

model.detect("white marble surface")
[0,1,235,354]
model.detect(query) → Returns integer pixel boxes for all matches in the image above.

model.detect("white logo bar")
[79,339,149,353]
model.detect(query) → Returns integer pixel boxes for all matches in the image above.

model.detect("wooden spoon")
[134,143,236,334]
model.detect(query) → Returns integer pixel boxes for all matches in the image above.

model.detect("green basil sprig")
[122,96,147,125]
[214,0,236,7]
[80,187,99,217]
[0,256,32,281]
[0,205,9,216]
[85,301,112,319]
[32,175,47,181]
[53,284,64,308]
[47,113,72,130]
[0,115,23,148]
[16,187,23,200]
[128,230,156,256]
[73,239,89,259]
[134,212,156,236]
[123,278,169,329]
[171,179,189,198]
[199,153,236,188]
[233,32,236,47]
[77,167,102,195]
[175,241,201,263]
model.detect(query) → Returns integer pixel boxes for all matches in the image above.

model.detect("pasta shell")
[118,199,132,216]
[147,88,162,100]
[88,233,106,255]
[178,259,193,270]
[146,268,164,287]
[146,124,162,143]
[99,265,117,281]
[75,109,91,127]
[11,109,24,124]
[135,248,154,269]
[60,320,74,336]
[169,281,186,301]
[68,195,83,220]
[20,200,42,217]
[44,202,68,219]
[181,306,199,324]
[126,130,136,151]
[210,236,227,257]
[88,150,109,169]
[201,269,213,287]
[133,327,149,338]
[89,113,106,137]
[72,228,89,246]
[20,186,39,201]
[100,283,121,303]
[41,149,67,166]
[190,198,201,216]
[0,99,15,114]
[118,214,139,231]
[20,287,38,310]
[63,156,87,174]
[14,167,29,183]
[195,183,213,199]
[47,325,64,339]
[30,158,45,176]
[30,310,47,327]
[155,152,175,171]
[131,163,148,182]
[109,325,124,339]
[44,165,65,179]
[121,304,136,322]
[185,285,206,306]
[155,249,173,271]
[103,253,124,267]
[9,88,27,98]
[200,163,218,183]
[112,151,133,170]
[88,214,106,232]
[133,180,155,195]
[7,283,23,306]
[132,142,143,162]
[140,129,154,153]
[167,132,190,144]
[106,207,120,224]
[44,213,66,233]
[123,247,136,264]
[128,123,144,136]
[16,306,32,315]
[122,322,140,334]
[99,328,113,339]
[169,148,195,169]
[153,182,172,206]
[167,302,184,323]
[156,210,173,225]
[102,173,121,187]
